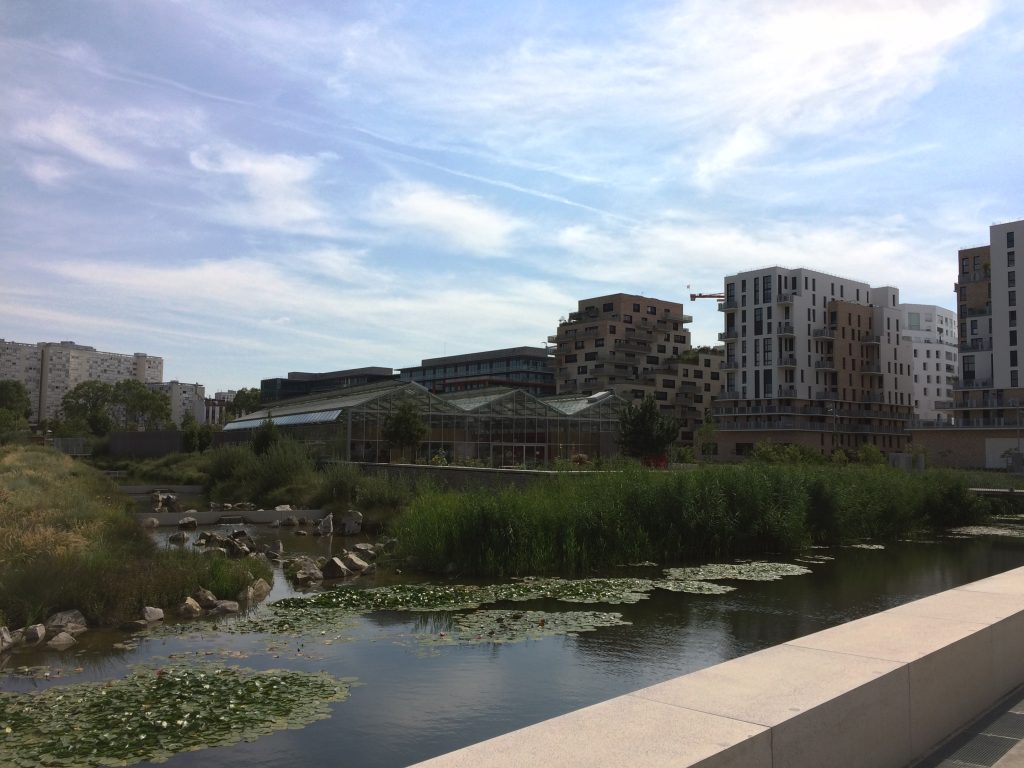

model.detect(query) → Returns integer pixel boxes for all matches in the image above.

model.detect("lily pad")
[0,664,353,767]
[420,609,630,645]
[846,543,886,550]
[948,525,1024,538]
[655,580,736,595]
[663,561,812,582]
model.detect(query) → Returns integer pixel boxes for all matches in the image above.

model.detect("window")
[1011,271,1017,288]
[585,352,597,361]
[1010,252,1016,268]
[595,338,605,347]
[1012,291,1018,307]
[657,344,666,353]
[602,302,613,312]
[1009,231,1016,249]
[1012,331,1018,346]
[633,303,640,312]
[655,391,668,401]
[565,354,577,363]
[577,365,588,374]
[961,256,970,272]
[575,340,585,349]
[1011,312,1017,328]
[647,305,657,315]
[754,307,764,335]
[1013,351,1019,368]
[646,355,659,364]
[1013,370,1020,388]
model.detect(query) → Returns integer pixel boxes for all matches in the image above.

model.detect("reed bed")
[0,446,269,628]
[395,464,992,576]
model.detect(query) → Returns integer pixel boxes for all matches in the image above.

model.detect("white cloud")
[21,155,73,186]
[367,181,526,256]
[189,144,331,233]
[14,110,139,170]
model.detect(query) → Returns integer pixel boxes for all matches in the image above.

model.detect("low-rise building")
[399,347,554,396]
[261,367,396,403]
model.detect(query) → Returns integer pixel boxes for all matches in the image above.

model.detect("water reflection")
[7,534,1024,768]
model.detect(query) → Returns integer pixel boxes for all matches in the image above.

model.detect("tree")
[382,398,427,462]
[694,409,717,460]
[112,379,170,430]
[617,396,679,464]
[0,381,32,420]
[252,418,279,456]
[61,381,115,436]
[227,387,261,419]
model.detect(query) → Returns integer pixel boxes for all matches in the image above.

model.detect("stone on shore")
[250,578,272,601]
[322,557,353,579]
[45,609,88,637]
[178,516,198,529]
[142,606,164,623]
[24,624,46,644]
[46,632,77,651]
[191,588,218,610]
[342,553,370,573]
[0,627,14,653]
[178,596,203,618]
[211,600,239,615]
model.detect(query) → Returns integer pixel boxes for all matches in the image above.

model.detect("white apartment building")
[149,381,207,426]
[0,339,163,422]
[901,304,958,423]
[714,268,914,456]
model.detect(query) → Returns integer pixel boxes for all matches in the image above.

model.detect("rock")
[24,624,46,644]
[288,556,323,586]
[178,596,203,618]
[191,588,218,610]
[142,606,164,623]
[211,600,239,615]
[178,516,198,529]
[275,504,292,512]
[47,631,77,651]
[168,530,189,544]
[353,542,377,560]
[293,530,308,536]
[196,531,211,545]
[339,509,363,535]
[318,513,334,535]
[236,585,255,604]
[321,557,353,579]
[281,516,298,527]
[342,553,370,573]
[8,629,24,647]
[250,578,272,601]
[46,609,88,637]
[224,538,251,557]
[269,519,281,528]
[378,537,397,551]
[143,517,160,528]
[0,627,13,653]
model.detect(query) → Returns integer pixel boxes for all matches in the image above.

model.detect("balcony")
[719,328,738,341]
[935,400,955,410]
[546,335,559,343]
[966,304,992,317]
[959,338,993,352]
[614,338,650,351]
[778,385,798,397]
[814,357,836,370]
[717,389,741,400]
[718,298,738,311]
[816,390,838,401]
[812,327,837,339]
[957,269,990,285]
[778,322,795,336]
[958,379,994,390]
[777,291,799,304]
[720,359,739,371]
[860,362,882,374]
[777,355,797,367]
[862,392,886,404]
[861,335,881,345]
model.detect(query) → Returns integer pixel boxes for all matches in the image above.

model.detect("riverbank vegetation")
[0,446,269,628]
[395,464,993,576]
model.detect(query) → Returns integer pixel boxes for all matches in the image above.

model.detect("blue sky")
[1,0,1021,392]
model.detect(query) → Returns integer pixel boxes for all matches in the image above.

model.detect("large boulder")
[178,596,203,618]
[191,588,218,610]
[211,600,239,615]
[24,624,46,644]
[47,632,77,651]
[353,543,377,560]
[341,553,370,573]
[275,504,292,512]
[250,578,272,602]
[45,609,88,637]
[280,516,299,527]
[321,557,353,579]
[0,627,14,653]
[168,530,189,544]
[178,516,199,530]
[318,513,334,535]
[142,606,164,623]
[287,556,323,586]
[338,509,363,535]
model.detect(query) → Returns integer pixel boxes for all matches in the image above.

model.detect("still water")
[5,529,1024,767]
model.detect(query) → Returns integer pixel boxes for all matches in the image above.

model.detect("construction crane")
[689,292,724,302]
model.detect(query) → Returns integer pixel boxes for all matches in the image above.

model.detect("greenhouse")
[222,380,625,465]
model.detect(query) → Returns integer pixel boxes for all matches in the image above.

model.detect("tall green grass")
[395,464,992,576]
[0,446,270,628]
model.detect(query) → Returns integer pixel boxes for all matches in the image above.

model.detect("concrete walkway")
[915,687,1024,767]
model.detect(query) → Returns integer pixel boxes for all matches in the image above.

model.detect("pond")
[4,523,1024,768]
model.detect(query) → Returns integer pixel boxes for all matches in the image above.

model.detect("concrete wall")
[910,428,1022,469]
[353,462,590,491]
[412,566,1024,768]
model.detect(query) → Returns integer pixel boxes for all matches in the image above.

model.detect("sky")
[1,0,1022,392]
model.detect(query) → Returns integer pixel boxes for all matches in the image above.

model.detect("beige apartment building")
[910,219,1024,467]
[551,293,706,442]
[149,381,206,426]
[0,339,163,422]
[713,268,914,457]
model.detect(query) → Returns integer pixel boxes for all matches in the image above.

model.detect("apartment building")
[677,346,725,447]
[551,293,695,425]
[901,304,958,423]
[400,347,554,396]
[713,268,914,456]
[0,339,163,422]
[149,381,206,426]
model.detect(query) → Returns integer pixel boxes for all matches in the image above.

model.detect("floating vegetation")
[663,561,812,583]
[847,543,886,550]
[421,610,630,645]
[503,577,655,605]
[795,554,835,565]
[948,525,1024,539]
[654,580,736,595]
[2,665,84,681]
[0,664,353,767]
